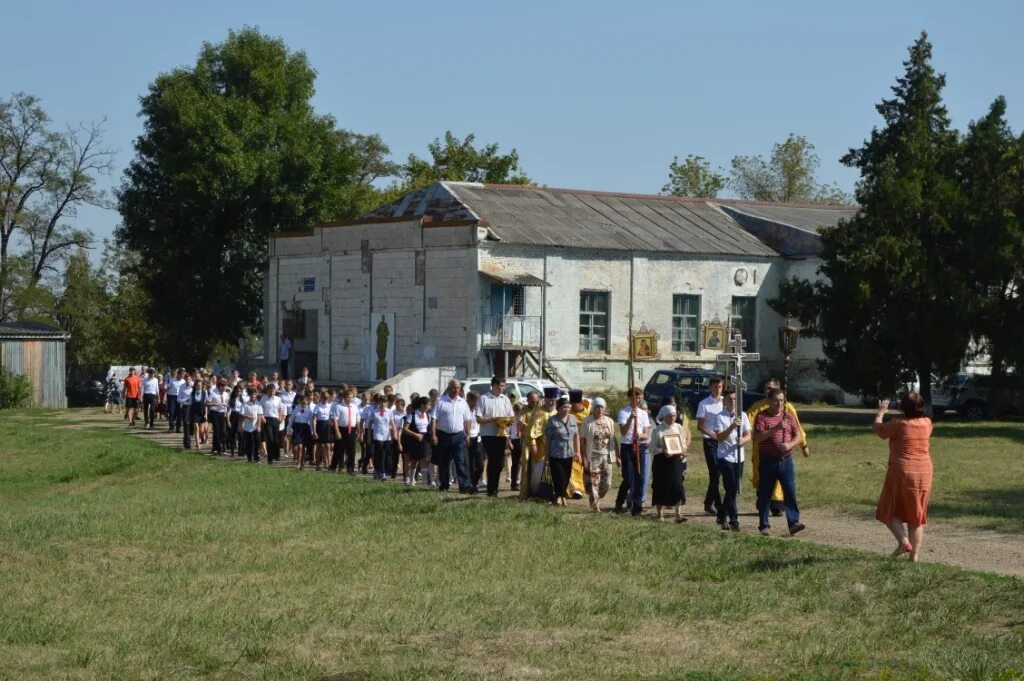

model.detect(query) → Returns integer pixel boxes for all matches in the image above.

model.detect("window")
[671,294,700,352]
[579,292,609,352]
[730,296,757,351]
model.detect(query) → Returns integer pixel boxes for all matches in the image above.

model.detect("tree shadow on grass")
[927,486,1024,532]
[744,554,835,572]
[801,420,1024,443]
[930,424,1024,443]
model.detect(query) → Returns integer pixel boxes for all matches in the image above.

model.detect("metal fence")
[481,314,542,349]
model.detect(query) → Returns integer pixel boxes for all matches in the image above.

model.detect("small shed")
[0,321,69,408]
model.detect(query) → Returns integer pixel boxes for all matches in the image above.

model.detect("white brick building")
[264,182,855,396]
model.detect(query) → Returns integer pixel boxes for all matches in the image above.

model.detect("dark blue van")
[643,368,763,416]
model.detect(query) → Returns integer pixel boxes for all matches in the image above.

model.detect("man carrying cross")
[712,389,750,530]
[710,333,758,530]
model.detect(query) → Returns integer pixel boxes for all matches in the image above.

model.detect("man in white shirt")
[278,381,296,458]
[696,377,726,516]
[712,389,751,531]
[430,379,474,493]
[166,369,184,433]
[477,375,514,496]
[177,377,193,449]
[207,379,229,454]
[358,396,377,474]
[260,385,285,463]
[332,389,360,474]
[278,334,293,380]
[615,386,653,516]
[142,368,160,430]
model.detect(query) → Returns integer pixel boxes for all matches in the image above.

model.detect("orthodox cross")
[716,333,761,436]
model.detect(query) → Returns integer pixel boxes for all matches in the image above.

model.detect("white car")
[461,376,566,403]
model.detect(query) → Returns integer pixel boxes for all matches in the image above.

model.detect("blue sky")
[4,0,1023,244]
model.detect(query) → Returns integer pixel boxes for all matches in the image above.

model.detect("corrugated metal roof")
[357,182,857,258]
[448,184,778,257]
[362,182,478,222]
[0,321,68,338]
[712,201,856,232]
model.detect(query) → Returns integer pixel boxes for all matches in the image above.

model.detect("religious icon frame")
[631,323,660,360]
[662,432,685,457]
[702,320,728,351]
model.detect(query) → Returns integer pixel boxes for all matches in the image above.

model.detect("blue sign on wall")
[302,277,316,292]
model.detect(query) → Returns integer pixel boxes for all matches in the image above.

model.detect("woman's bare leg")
[908,524,925,562]
[888,517,911,556]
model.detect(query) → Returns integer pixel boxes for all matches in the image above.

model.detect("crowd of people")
[110,367,935,560]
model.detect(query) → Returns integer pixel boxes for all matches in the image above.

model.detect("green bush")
[0,368,33,409]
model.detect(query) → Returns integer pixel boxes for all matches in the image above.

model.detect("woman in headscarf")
[649,404,690,522]
[581,396,616,512]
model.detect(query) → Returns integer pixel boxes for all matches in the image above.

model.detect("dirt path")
[63,410,1024,579]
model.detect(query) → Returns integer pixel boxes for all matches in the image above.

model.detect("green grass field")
[1,410,1022,680]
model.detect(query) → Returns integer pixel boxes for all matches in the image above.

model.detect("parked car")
[461,376,566,403]
[931,372,991,421]
[66,378,106,407]
[643,367,763,417]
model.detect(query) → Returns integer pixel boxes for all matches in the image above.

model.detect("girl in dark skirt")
[190,379,208,450]
[312,391,333,471]
[649,405,690,522]
[290,394,314,470]
[227,384,243,456]
[402,396,434,486]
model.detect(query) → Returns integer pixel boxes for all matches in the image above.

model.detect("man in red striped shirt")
[752,388,806,536]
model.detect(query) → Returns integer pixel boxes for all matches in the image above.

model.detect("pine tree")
[813,33,970,403]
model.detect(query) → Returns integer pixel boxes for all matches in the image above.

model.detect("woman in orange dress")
[873,393,933,562]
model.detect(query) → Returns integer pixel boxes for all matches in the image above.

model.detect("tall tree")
[117,28,370,364]
[794,33,969,404]
[730,133,853,204]
[0,92,113,320]
[957,97,1024,411]
[403,131,530,187]
[661,155,727,198]
[53,249,110,376]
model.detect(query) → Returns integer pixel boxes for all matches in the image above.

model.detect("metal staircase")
[524,350,570,389]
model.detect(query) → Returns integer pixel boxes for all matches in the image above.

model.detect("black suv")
[643,367,764,416]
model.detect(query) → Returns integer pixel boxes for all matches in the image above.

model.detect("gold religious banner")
[662,432,686,457]
[631,323,660,360]
[702,316,728,351]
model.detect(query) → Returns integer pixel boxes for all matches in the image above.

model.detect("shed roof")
[0,321,68,339]
[340,182,858,258]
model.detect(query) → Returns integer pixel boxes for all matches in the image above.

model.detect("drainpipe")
[539,251,547,379]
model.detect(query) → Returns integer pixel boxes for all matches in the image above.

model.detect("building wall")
[478,244,842,398]
[267,230,845,398]
[267,221,480,383]
[0,338,67,408]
